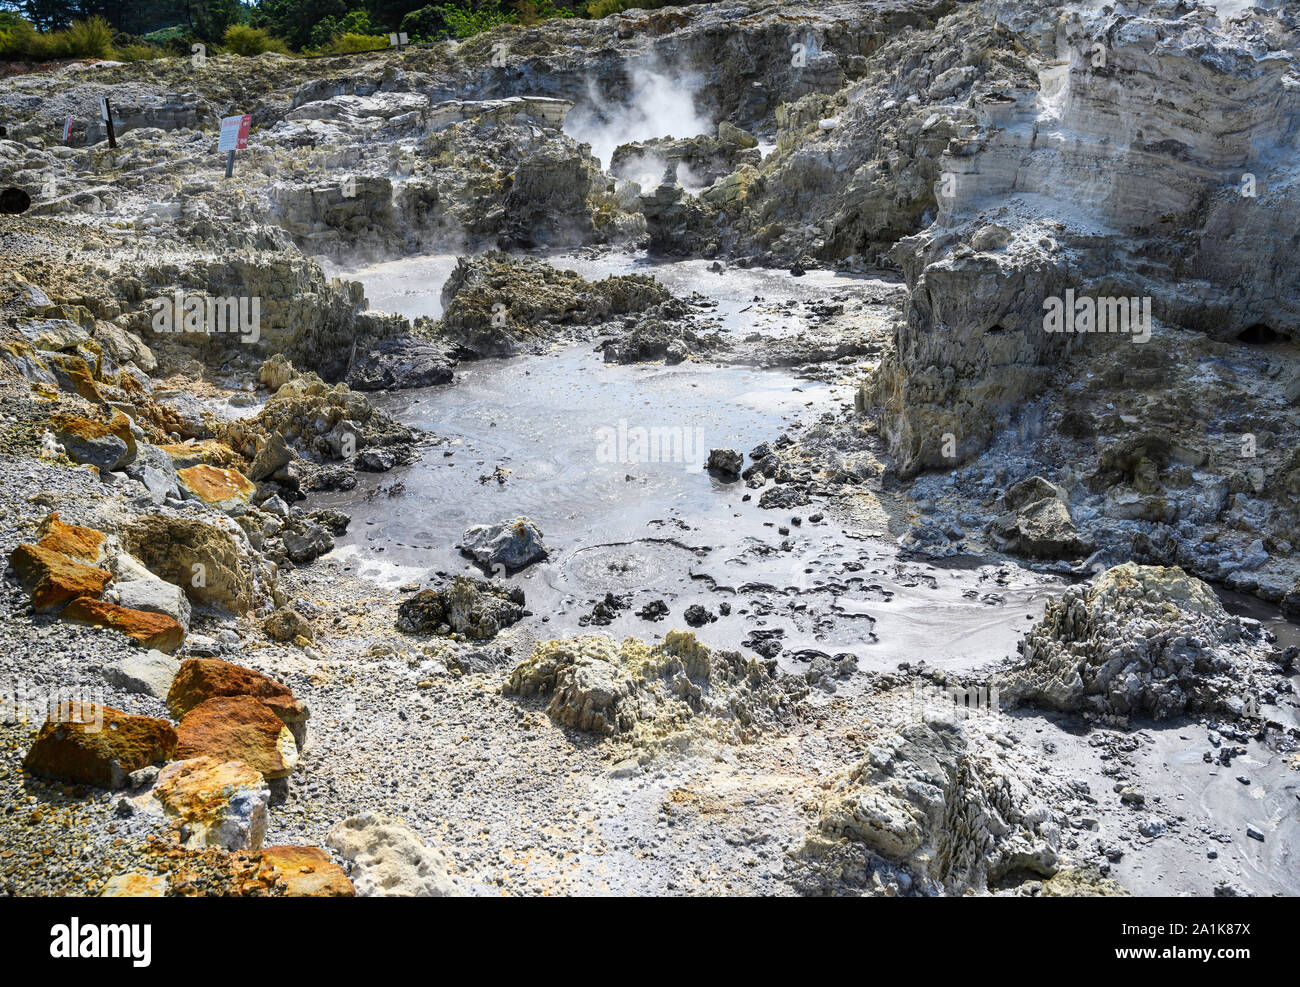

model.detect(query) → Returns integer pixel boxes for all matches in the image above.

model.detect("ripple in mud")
[562,540,706,593]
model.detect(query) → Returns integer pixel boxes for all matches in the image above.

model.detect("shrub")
[0,16,42,59]
[111,32,164,62]
[115,42,163,62]
[0,15,118,61]
[586,0,679,17]
[443,4,513,38]
[309,9,374,48]
[221,24,289,56]
[317,32,388,54]
[59,16,116,59]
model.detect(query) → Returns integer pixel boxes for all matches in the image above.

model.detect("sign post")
[99,97,116,149]
[218,113,251,179]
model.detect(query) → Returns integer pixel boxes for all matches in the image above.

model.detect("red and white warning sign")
[63,117,73,141]
[217,113,251,152]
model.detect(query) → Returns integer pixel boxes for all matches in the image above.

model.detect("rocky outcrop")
[1002,563,1282,721]
[812,715,1067,893]
[434,252,675,359]
[343,337,453,392]
[461,516,549,573]
[168,657,309,749]
[266,96,625,259]
[397,576,525,642]
[218,370,415,481]
[738,6,1022,267]
[175,695,300,781]
[638,169,711,256]
[503,629,806,746]
[121,515,258,614]
[124,254,370,381]
[611,129,761,191]
[858,2,1300,474]
[23,702,176,789]
[326,812,460,897]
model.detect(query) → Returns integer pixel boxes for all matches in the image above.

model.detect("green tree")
[183,0,242,42]
[398,4,450,42]
[308,6,371,47]
[250,0,346,49]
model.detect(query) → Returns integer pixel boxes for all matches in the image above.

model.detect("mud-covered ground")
[0,0,1297,897]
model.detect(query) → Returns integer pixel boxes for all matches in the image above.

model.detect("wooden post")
[225,150,235,179]
[100,97,117,149]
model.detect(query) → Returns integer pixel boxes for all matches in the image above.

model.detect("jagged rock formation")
[611,129,760,191]
[738,6,1036,266]
[809,714,1070,893]
[860,1,1300,475]
[397,575,525,642]
[121,513,267,614]
[503,629,807,746]
[219,366,417,487]
[989,475,1087,559]
[433,251,681,358]
[268,95,638,258]
[1001,562,1285,721]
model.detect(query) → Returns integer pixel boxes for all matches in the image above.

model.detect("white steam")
[564,61,712,176]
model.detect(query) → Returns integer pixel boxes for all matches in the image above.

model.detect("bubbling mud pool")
[310,252,1072,679]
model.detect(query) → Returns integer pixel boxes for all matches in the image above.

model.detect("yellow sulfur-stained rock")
[145,756,270,852]
[177,464,256,513]
[256,846,355,896]
[8,543,112,613]
[176,696,299,780]
[23,702,176,789]
[36,512,108,565]
[43,351,103,402]
[100,872,168,897]
[159,440,243,469]
[50,409,136,471]
[61,596,185,653]
[120,515,254,613]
